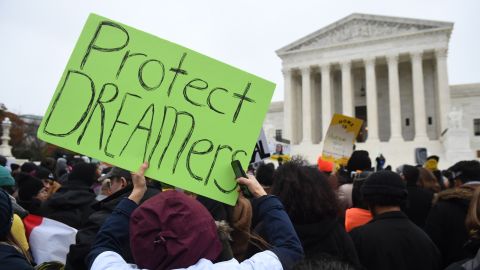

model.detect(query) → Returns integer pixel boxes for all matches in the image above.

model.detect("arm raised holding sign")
[88,162,303,270]
[128,162,148,204]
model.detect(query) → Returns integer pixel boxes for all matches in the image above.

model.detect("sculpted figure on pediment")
[291,19,435,51]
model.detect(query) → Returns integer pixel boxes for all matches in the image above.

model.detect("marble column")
[341,60,353,117]
[282,68,295,143]
[435,48,450,135]
[364,57,379,142]
[301,67,312,144]
[321,64,332,137]
[387,54,403,141]
[411,51,428,141]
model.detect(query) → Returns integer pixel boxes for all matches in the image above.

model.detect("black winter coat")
[0,244,33,270]
[404,185,434,228]
[425,186,477,268]
[350,211,441,270]
[17,198,44,216]
[445,238,480,270]
[65,185,160,270]
[294,218,361,268]
[41,183,96,229]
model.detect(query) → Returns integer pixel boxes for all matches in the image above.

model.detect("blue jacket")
[87,195,303,269]
[0,244,34,270]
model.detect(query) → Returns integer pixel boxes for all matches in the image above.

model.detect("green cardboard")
[37,14,275,205]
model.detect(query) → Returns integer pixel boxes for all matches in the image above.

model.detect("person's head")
[347,150,371,172]
[97,167,132,195]
[10,163,20,174]
[466,187,480,238]
[361,171,408,215]
[0,155,7,167]
[81,156,90,164]
[275,144,283,154]
[40,157,56,173]
[424,157,439,172]
[351,171,373,209]
[418,167,441,192]
[55,157,68,178]
[448,160,480,187]
[255,163,275,187]
[56,157,67,168]
[129,190,222,269]
[34,166,55,192]
[68,162,98,186]
[0,189,13,241]
[401,165,420,186]
[69,157,86,167]
[20,162,37,174]
[17,173,48,202]
[0,166,15,189]
[271,158,339,224]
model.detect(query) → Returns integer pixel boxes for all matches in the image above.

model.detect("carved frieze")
[288,18,436,52]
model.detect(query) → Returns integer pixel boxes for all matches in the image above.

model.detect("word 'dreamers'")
[38,14,275,205]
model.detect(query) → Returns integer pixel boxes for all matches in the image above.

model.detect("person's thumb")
[236,176,249,186]
[137,162,149,176]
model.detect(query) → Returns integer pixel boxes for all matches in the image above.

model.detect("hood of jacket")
[87,185,161,227]
[293,217,338,245]
[433,185,479,204]
[92,184,160,212]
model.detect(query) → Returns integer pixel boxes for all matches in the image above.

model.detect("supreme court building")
[265,13,480,167]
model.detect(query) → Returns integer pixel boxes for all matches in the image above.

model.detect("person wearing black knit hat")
[20,162,37,174]
[0,189,34,268]
[42,163,98,229]
[350,171,441,270]
[34,166,61,198]
[16,173,48,216]
[346,150,372,173]
[255,163,275,194]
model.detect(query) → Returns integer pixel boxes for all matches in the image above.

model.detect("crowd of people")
[1,151,480,270]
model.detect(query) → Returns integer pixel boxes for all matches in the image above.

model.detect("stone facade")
[450,84,480,156]
[268,13,477,168]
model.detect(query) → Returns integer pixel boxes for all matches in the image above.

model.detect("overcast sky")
[1,0,479,116]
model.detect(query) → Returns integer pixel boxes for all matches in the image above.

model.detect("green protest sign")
[37,14,275,205]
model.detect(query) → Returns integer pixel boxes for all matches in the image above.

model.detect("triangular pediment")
[277,13,453,54]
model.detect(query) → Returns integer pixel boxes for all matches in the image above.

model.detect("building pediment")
[277,13,453,55]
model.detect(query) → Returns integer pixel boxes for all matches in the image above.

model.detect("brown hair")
[466,187,480,237]
[418,167,441,193]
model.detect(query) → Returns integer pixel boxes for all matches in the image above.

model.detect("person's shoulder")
[90,251,141,270]
[435,188,472,204]
[183,251,282,270]
[349,217,387,238]
[349,223,368,236]
[0,244,34,269]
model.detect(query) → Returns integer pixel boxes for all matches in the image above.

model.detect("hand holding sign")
[129,162,148,205]
[322,114,363,166]
[236,174,266,199]
[38,14,275,205]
